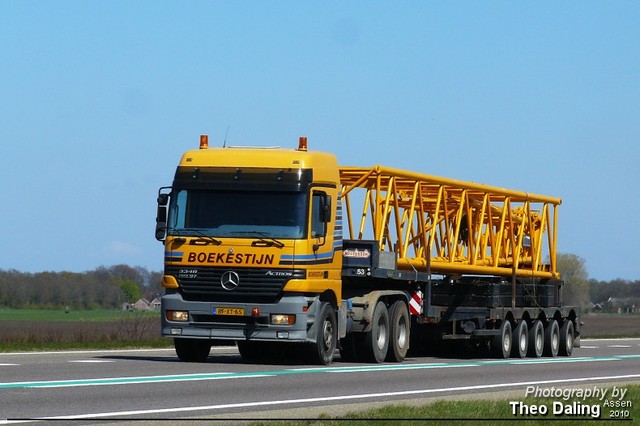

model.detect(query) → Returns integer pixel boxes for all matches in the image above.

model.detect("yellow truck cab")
[156,136,343,364]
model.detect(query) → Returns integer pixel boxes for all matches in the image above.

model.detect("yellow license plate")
[213,307,245,316]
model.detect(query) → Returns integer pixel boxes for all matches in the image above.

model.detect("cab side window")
[311,192,330,238]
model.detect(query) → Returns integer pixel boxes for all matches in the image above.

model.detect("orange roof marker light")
[199,134,209,149]
[298,136,308,151]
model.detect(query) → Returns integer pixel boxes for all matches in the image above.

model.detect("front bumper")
[161,293,317,342]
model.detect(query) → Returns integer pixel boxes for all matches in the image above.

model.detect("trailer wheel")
[559,320,574,357]
[386,300,410,362]
[543,319,560,357]
[309,302,337,365]
[528,320,544,358]
[174,338,211,363]
[511,320,528,359]
[492,320,512,359]
[363,301,390,363]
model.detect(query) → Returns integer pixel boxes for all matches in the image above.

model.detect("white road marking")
[609,345,631,348]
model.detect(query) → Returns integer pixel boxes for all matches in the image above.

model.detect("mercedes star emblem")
[220,271,240,291]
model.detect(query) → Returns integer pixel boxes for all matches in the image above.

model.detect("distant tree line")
[589,278,640,313]
[0,257,638,312]
[0,265,163,310]
[557,253,640,313]
[590,278,640,301]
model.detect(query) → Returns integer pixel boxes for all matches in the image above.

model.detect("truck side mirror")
[155,188,171,242]
[155,207,167,241]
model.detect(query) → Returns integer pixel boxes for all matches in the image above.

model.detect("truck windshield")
[168,189,307,239]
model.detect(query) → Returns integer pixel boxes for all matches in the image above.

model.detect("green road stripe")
[1,355,638,389]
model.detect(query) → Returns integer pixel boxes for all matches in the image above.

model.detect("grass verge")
[250,384,639,425]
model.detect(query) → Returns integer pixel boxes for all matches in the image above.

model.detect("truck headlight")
[271,314,295,325]
[166,310,189,322]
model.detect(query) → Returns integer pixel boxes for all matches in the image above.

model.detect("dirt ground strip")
[580,314,640,337]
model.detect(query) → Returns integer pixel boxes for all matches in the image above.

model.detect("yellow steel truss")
[339,166,561,279]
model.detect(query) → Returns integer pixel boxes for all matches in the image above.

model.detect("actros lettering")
[187,252,275,265]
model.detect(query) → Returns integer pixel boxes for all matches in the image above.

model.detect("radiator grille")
[165,266,305,303]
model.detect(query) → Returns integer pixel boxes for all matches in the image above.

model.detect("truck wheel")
[386,300,410,362]
[543,319,560,357]
[559,320,574,356]
[528,320,544,357]
[363,301,390,363]
[310,302,337,365]
[492,320,512,359]
[174,338,211,362]
[511,320,528,359]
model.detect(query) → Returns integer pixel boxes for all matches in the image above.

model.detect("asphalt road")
[1,338,639,423]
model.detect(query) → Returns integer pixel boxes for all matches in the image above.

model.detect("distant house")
[133,298,151,311]
[122,298,161,311]
[607,297,638,314]
[149,297,161,310]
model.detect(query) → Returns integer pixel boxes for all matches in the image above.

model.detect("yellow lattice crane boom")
[340,165,561,280]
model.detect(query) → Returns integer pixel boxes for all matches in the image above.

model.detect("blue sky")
[1,1,638,280]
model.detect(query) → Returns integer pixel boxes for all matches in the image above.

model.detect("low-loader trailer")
[156,135,580,364]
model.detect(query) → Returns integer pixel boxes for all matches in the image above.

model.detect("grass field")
[0,308,159,322]
[0,308,164,351]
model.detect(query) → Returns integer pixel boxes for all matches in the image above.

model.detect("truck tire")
[309,302,337,365]
[543,319,560,357]
[174,338,211,363]
[492,320,512,359]
[559,319,574,356]
[386,300,410,362]
[511,320,528,359]
[528,320,544,358]
[363,301,390,363]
